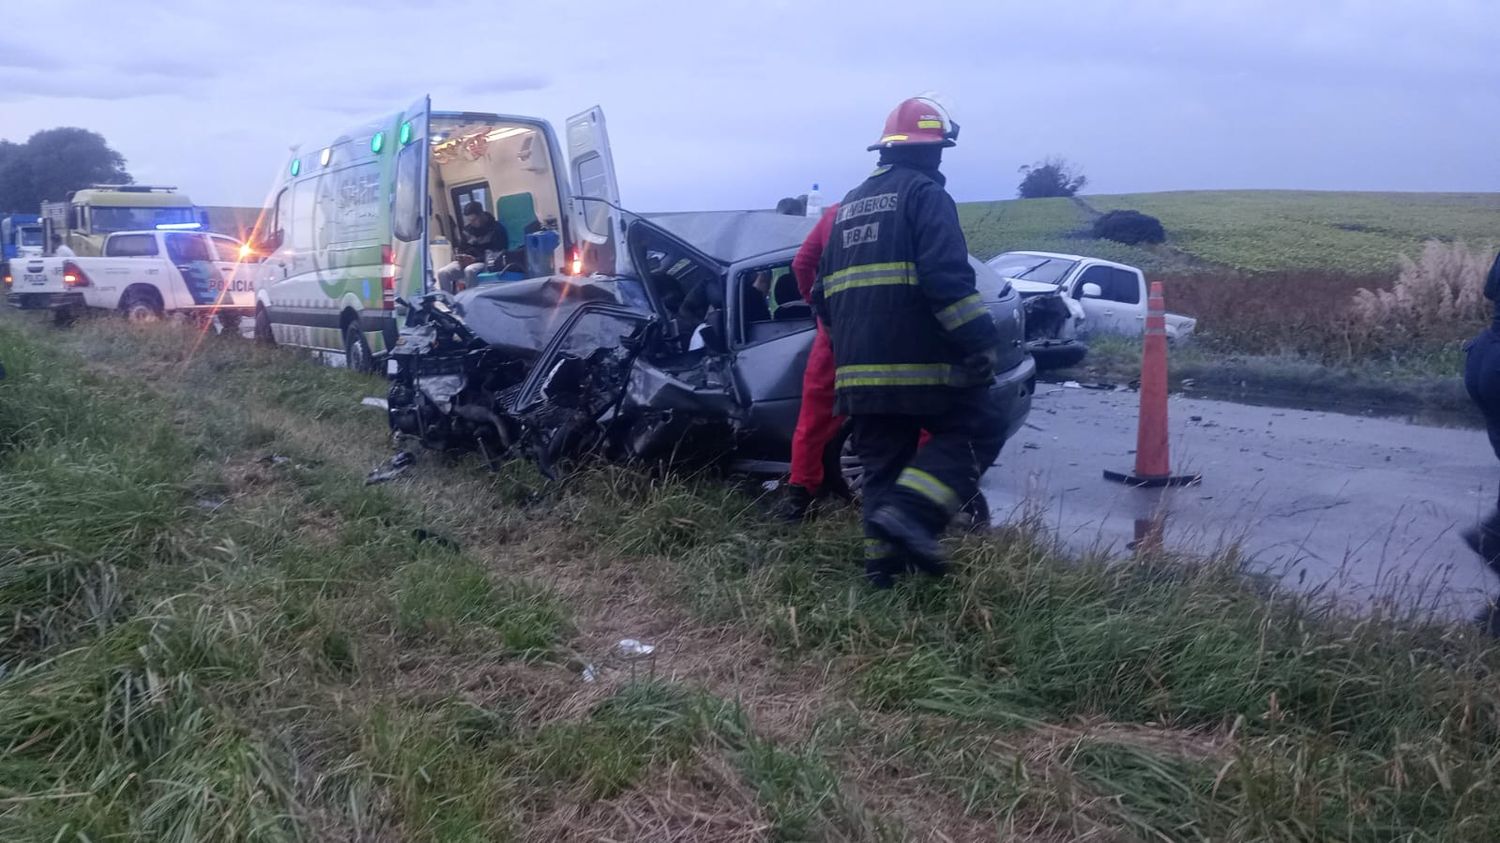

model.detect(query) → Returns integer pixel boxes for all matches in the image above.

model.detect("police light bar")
[157,222,203,230]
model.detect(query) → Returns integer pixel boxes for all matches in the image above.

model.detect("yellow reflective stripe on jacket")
[864,537,894,559]
[822,261,917,297]
[935,293,988,331]
[896,467,959,511]
[834,363,954,388]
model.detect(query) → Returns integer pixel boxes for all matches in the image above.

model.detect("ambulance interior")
[426,117,566,282]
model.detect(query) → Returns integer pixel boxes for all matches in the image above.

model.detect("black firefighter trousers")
[852,386,1005,581]
[1466,329,1500,523]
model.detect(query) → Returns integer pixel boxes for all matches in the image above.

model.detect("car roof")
[639,210,815,265]
[994,250,1138,272]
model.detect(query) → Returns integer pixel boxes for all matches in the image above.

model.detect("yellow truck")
[41,185,207,257]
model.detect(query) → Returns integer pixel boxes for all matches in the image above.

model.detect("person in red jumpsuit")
[772,205,845,521]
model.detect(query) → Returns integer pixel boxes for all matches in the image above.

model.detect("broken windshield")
[987,254,1077,285]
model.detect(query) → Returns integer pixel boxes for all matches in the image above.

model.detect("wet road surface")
[981,385,1497,619]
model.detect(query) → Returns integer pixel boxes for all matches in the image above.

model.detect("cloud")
[456,74,552,96]
[0,68,205,103]
[112,55,227,80]
[0,38,64,71]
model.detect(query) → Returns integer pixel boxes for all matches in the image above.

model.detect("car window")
[1076,265,1113,299]
[1108,268,1141,304]
[209,236,242,262]
[736,267,777,325]
[91,206,198,234]
[291,180,318,252]
[574,154,610,237]
[105,233,159,257]
[270,188,289,246]
[393,142,423,242]
[1077,266,1142,304]
[165,232,210,264]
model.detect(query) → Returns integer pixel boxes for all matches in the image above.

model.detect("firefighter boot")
[1463,506,1500,575]
[771,484,817,523]
[868,505,948,577]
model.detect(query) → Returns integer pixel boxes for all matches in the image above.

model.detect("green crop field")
[960,190,1500,276]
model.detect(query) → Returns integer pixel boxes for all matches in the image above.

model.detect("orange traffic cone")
[1105,281,1201,488]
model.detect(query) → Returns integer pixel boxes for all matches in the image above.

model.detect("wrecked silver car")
[386,211,1036,479]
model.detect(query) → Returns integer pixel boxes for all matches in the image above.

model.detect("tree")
[1016,157,1087,199]
[0,128,132,212]
[775,195,808,216]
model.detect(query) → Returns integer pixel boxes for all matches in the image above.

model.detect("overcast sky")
[1,0,1495,211]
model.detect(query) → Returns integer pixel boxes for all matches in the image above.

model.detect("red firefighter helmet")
[868,96,960,151]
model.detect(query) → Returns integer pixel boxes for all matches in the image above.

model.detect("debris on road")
[411,528,460,552]
[614,638,658,680]
[366,451,414,485]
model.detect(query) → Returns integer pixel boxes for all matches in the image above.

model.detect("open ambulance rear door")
[564,107,625,276]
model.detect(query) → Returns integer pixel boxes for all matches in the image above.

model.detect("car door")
[728,251,816,461]
[208,234,257,308]
[391,95,431,302]
[564,106,624,275]
[1072,264,1141,335]
[164,232,220,308]
[259,185,293,313]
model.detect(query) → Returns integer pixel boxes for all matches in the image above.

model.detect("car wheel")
[254,306,275,345]
[827,422,866,501]
[1029,342,1088,371]
[120,290,163,323]
[344,322,375,373]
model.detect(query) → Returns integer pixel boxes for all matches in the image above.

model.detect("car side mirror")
[1081,282,1104,298]
[699,307,728,353]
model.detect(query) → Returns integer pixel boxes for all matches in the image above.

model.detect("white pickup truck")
[8,229,257,322]
[987,251,1197,342]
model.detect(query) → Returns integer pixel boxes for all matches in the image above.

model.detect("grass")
[961,189,1500,275]
[5,310,1500,839]
[960,189,1499,389]
[1054,334,1480,427]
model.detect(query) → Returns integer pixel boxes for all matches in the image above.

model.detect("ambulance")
[249,97,621,372]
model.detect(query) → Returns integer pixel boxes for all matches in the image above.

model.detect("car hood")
[638,210,817,265]
[451,274,635,356]
[1007,277,1064,297]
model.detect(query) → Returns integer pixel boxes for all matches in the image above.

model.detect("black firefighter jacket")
[812,163,1000,416]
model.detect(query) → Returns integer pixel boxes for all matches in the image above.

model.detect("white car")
[9,229,257,321]
[988,251,1197,342]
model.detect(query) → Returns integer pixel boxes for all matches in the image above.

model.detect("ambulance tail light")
[381,244,397,309]
[62,261,90,287]
[569,247,583,276]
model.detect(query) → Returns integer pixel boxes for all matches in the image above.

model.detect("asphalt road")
[981,384,1498,619]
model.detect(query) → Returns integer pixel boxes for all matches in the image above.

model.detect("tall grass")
[8,313,1500,839]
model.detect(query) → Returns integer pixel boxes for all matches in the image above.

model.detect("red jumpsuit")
[789,204,934,493]
[789,206,842,492]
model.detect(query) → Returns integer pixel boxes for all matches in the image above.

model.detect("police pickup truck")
[9,228,257,322]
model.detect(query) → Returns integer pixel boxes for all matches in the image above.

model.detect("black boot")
[771,484,816,523]
[868,505,948,577]
[1463,507,1500,575]
[1476,600,1500,638]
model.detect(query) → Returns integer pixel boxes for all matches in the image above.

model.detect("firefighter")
[1464,250,1500,631]
[811,97,1005,587]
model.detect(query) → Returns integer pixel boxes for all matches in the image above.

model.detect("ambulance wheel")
[344,322,375,374]
[120,289,163,323]
[254,306,275,344]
